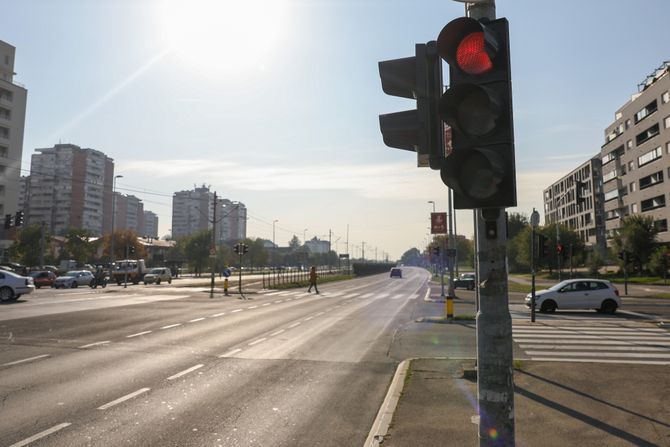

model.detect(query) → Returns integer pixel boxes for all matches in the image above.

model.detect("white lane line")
[188,318,205,323]
[78,341,110,349]
[514,325,665,332]
[249,337,267,346]
[520,345,670,351]
[278,291,294,296]
[211,312,226,317]
[9,422,72,447]
[409,294,419,300]
[2,354,50,367]
[513,339,670,345]
[218,348,242,358]
[315,312,325,316]
[525,351,670,358]
[329,292,344,297]
[348,293,360,298]
[249,305,258,309]
[126,331,152,338]
[513,329,667,334]
[378,293,390,298]
[288,322,301,329]
[167,364,204,380]
[262,303,271,307]
[423,288,430,301]
[160,323,182,330]
[391,294,404,300]
[304,316,314,321]
[274,300,283,303]
[529,357,670,366]
[361,293,374,299]
[270,329,285,336]
[265,291,284,296]
[231,309,243,313]
[97,388,150,410]
[513,335,668,340]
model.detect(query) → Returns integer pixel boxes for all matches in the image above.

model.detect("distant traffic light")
[4,214,12,229]
[378,42,445,168]
[242,244,249,254]
[556,244,564,255]
[14,211,24,227]
[233,244,240,254]
[537,234,549,258]
[129,244,135,256]
[437,16,516,209]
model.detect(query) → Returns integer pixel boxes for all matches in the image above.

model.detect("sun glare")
[157,0,289,76]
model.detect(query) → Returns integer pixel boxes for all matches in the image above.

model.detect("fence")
[262,266,347,289]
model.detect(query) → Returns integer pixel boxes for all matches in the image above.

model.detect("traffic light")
[437,17,516,209]
[129,244,135,256]
[537,234,549,258]
[233,244,240,254]
[14,211,24,227]
[378,42,445,169]
[242,244,249,254]
[4,214,12,229]
[556,244,564,255]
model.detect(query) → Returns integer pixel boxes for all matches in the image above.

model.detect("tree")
[65,228,96,265]
[8,224,51,266]
[648,246,668,278]
[245,237,268,268]
[104,229,144,261]
[613,215,658,273]
[183,229,212,276]
[506,212,528,240]
[288,235,301,251]
[400,247,423,266]
[455,236,474,268]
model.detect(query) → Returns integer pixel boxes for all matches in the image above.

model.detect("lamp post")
[530,208,540,323]
[273,219,278,267]
[428,200,435,213]
[110,174,123,281]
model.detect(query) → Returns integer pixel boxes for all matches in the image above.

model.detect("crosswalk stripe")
[519,345,670,351]
[525,351,670,358]
[514,339,670,345]
[360,293,374,298]
[513,334,668,340]
[529,358,670,366]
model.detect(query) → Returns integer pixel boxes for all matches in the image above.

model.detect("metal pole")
[39,221,45,267]
[124,244,128,288]
[623,250,628,295]
[454,204,459,276]
[530,208,540,323]
[466,2,514,445]
[210,192,217,299]
[556,223,562,281]
[110,175,122,281]
[447,188,455,299]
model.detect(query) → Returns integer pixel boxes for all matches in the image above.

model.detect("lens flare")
[488,427,499,440]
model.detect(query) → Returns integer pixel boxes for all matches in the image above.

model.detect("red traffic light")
[437,17,498,76]
[557,244,564,254]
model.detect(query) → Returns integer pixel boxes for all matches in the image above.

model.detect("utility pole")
[361,241,365,261]
[210,192,217,299]
[39,221,46,267]
[447,187,455,299]
[530,209,540,323]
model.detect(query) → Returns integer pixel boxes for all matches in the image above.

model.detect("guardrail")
[261,267,348,289]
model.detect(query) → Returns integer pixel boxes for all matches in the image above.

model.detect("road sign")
[431,212,447,234]
[209,248,216,258]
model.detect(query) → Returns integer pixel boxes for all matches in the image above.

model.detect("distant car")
[0,270,35,302]
[143,267,172,285]
[453,273,475,290]
[29,271,57,289]
[53,270,94,289]
[390,267,402,278]
[525,279,621,314]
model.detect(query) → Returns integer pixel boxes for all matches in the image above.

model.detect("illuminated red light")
[456,32,492,75]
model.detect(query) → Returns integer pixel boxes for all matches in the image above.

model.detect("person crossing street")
[307,266,319,294]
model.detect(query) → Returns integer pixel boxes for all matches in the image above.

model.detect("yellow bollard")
[224,278,229,296]
[446,296,454,320]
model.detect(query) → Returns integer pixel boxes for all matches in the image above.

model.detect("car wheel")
[600,299,617,314]
[540,300,557,313]
[71,282,78,288]
[144,281,148,285]
[36,284,41,289]
[0,286,14,302]
[468,284,475,291]
[156,279,161,285]
[168,278,172,284]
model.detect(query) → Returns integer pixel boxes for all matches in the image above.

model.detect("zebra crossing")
[513,322,670,365]
[258,289,418,300]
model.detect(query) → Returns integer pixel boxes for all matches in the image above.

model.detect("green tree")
[104,229,144,260]
[455,235,474,268]
[647,246,668,278]
[400,247,423,266]
[183,229,212,276]
[65,228,96,265]
[244,237,268,268]
[288,235,301,250]
[613,215,658,273]
[8,224,51,266]
[506,212,528,240]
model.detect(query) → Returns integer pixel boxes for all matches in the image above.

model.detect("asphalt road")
[0,268,429,447]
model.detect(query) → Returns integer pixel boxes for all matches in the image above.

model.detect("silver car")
[144,268,172,285]
[525,279,621,314]
[53,270,94,289]
[0,270,35,302]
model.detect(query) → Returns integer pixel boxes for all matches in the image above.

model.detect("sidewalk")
[374,358,670,447]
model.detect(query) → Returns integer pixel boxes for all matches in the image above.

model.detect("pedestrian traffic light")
[4,214,12,229]
[378,41,445,169]
[14,211,24,227]
[437,16,516,209]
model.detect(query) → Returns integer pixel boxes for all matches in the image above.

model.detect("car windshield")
[149,268,163,274]
[63,271,81,277]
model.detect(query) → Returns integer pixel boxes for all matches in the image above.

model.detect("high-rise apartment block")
[600,62,670,243]
[142,211,159,238]
[0,41,28,252]
[26,144,114,236]
[113,193,144,234]
[171,185,246,243]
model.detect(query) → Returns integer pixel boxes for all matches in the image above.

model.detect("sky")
[2,0,669,260]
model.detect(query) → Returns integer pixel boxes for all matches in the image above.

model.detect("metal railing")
[261,266,346,289]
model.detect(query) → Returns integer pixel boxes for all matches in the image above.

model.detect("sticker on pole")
[431,212,447,234]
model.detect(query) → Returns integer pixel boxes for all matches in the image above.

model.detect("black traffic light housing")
[537,234,549,259]
[437,17,516,209]
[233,244,240,254]
[129,244,135,256]
[379,42,445,169]
[14,211,24,227]
[4,214,12,229]
[242,244,249,254]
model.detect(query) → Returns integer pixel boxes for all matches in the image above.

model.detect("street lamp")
[428,200,435,213]
[110,174,123,280]
[272,219,278,266]
[530,208,540,323]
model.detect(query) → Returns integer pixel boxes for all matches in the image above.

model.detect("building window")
[0,126,8,139]
[656,219,669,232]
[625,119,631,130]
[627,139,633,150]
[639,171,664,190]
[638,146,662,167]
[641,195,665,212]
[603,169,618,183]
[629,182,636,192]
[665,116,670,129]
[0,145,6,157]
[628,161,635,171]
[604,189,619,202]
[636,123,660,146]
[635,100,658,124]
[631,203,638,213]
[663,91,670,104]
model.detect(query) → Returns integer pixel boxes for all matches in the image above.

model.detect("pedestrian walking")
[307,266,319,294]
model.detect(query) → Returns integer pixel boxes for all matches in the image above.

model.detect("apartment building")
[171,185,247,243]
[600,61,670,243]
[543,155,606,253]
[142,210,159,238]
[0,41,28,253]
[27,144,114,236]
[114,193,144,234]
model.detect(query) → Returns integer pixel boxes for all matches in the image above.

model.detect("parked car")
[52,270,94,289]
[390,267,402,278]
[143,267,172,285]
[29,270,57,288]
[525,279,621,314]
[453,273,475,290]
[0,270,35,302]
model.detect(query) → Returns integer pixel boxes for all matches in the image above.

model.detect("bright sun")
[157,0,289,75]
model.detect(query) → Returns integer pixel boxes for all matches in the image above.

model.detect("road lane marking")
[78,341,110,349]
[288,322,301,328]
[231,309,243,313]
[423,288,430,301]
[304,316,314,321]
[266,291,284,296]
[97,388,150,410]
[525,351,670,358]
[167,364,204,380]
[262,303,271,306]
[410,294,419,300]
[249,305,258,309]
[513,334,668,340]
[2,354,50,367]
[160,323,182,330]
[514,339,670,346]
[9,422,72,447]
[529,357,670,366]
[188,318,205,323]
[211,312,226,317]
[126,331,152,338]
[249,337,267,346]
[361,293,374,299]
[270,329,285,336]
[520,345,670,351]
[218,348,243,358]
[274,300,283,303]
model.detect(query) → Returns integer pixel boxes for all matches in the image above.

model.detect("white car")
[525,279,621,314]
[143,267,172,285]
[0,270,35,302]
[53,270,94,289]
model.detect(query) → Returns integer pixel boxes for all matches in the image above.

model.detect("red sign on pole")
[431,212,447,234]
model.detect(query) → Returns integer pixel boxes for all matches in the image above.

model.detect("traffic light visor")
[437,17,497,75]
[440,84,501,136]
[441,149,505,200]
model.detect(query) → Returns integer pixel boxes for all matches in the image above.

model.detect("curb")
[363,358,412,447]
